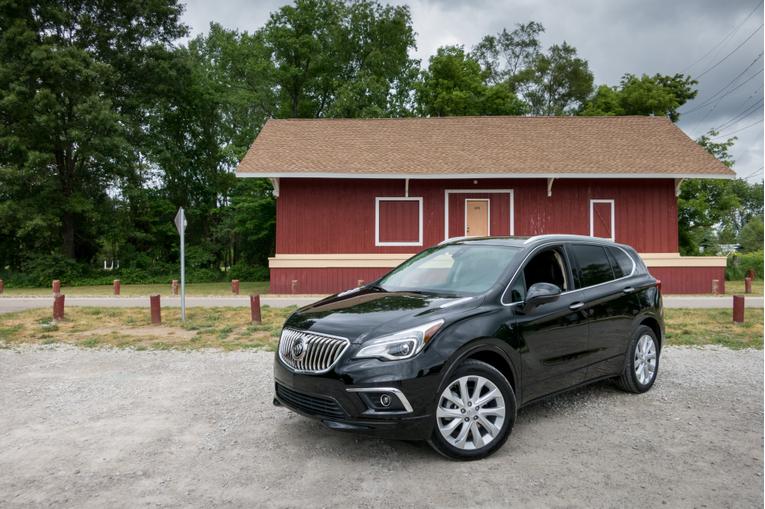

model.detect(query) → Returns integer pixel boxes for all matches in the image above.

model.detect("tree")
[522,42,594,115]
[262,0,417,119]
[677,131,764,254]
[471,24,593,115]
[738,216,764,253]
[581,73,697,122]
[416,46,526,116]
[472,22,544,87]
[0,0,187,264]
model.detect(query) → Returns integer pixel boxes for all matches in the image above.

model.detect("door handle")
[569,302,584,310]
[623,287,635,294]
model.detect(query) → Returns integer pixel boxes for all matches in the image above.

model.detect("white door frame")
[444,189,514,240]
[589,199,615,241]
[464,199,491,236]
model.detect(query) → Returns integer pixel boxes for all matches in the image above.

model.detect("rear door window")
[569,244,614,288]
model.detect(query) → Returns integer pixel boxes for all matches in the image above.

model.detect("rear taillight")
[655,279,662,292]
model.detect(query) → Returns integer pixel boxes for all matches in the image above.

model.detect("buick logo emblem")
[291,338,306,360]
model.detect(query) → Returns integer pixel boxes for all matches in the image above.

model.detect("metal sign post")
[174,207,187,322]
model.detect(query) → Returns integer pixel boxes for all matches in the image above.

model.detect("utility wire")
[741,166,763,179]
[715,98,764,131]
[681,53,763,115]
[683,0,763,73]
[711,118,763,138]
[695,23,763,78]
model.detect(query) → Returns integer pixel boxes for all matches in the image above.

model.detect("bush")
[726,250,764,280]
[229,262,270,282]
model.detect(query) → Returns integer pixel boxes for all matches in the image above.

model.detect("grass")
[0,281,271,297]
[722,279,763,296]
[664,308,763,349]
[0,305,761,352]
[0,305,295,351]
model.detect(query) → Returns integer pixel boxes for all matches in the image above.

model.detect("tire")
[617,325,660,394]
[427,359,517,461]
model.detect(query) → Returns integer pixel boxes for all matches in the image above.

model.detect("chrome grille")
[278,328,350,374]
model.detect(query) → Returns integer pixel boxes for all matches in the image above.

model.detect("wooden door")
[465,199,489,236]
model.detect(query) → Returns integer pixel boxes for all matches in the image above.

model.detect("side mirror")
[523,282,562,312]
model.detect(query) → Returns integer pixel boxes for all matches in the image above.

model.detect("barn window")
[375,197,423,246]
[590,199,615,241]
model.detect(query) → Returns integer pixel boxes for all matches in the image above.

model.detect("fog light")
[379,394,392,407]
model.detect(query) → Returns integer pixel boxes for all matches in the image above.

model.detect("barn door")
[590,199,614,241]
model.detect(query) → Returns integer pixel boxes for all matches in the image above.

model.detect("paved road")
[0,294,762,314]
[0,295,319,314]
[0,346,761,508]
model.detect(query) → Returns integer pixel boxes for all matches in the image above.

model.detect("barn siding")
[648,267,726,294]
[270,268,390,294]
[276,178,678,254]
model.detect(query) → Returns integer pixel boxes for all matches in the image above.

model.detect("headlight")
[354,320,444,361]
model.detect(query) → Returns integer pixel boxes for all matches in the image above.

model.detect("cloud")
[181,0,764,181]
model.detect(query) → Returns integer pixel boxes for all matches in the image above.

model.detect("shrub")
[726,250,764,280]
[229,262,270,281]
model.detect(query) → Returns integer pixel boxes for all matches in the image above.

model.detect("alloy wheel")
[634,334,657,385]
[436,375,506,450]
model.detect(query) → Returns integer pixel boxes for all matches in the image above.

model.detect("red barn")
[236,116,734,294]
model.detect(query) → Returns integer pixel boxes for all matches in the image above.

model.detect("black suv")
[273,235,663,460]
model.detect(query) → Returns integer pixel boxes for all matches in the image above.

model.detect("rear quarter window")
[608,246,635,277]
[569,244,614,288]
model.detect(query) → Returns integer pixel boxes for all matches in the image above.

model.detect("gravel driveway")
[1,346,762,508]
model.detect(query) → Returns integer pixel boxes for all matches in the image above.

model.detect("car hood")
[283,288,482,343]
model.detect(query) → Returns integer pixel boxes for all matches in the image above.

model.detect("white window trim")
[375,197,423,247]
[590,199,615,241]
[464,199,491,236]
[444,189,514,240]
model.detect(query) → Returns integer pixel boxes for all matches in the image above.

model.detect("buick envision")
[273,235,663,460]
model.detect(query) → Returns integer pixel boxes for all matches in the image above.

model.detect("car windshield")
[377,244,522,296]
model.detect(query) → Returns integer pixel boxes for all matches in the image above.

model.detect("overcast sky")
[182,0,764,182]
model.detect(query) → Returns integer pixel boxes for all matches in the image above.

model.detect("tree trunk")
[62,211,76,259]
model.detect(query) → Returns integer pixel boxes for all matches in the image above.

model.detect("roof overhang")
[236,171,735,180]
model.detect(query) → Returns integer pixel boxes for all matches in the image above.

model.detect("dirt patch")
[80,326,197,341]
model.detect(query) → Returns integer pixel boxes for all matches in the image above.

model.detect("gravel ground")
[0,346,762,508]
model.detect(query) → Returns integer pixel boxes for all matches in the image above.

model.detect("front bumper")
[272,355,439,440]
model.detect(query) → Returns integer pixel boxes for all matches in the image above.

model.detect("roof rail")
[438,236,472,245]
[523,234,611,244]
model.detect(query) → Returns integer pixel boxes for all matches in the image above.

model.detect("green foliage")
[676,131,764,255]
[263,0,418,118]
[471,23,593,115]
[581,73,697,121]
[726,250,764,280]
[416,46,526,116]
[0,0,187,264]
[738,217,764,253]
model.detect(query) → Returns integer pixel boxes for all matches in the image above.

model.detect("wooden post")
[150,294,161,324]
[733,295,745,323]
[0,279,4,294]
[231,279,240,295]
[171,280,178,295]
[711,279,720,295]
[744,277,752,294]
[53,294,65,320]
[291,280,298,294]
[52,279,61,294]
[250,294,262,324]
[113,279,121,296]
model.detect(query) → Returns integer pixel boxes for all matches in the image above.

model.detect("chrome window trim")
[346,387,414,413]
[278,328,351,375]
[500,241,637,306]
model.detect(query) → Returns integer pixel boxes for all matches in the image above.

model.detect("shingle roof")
[236,116,735,178]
